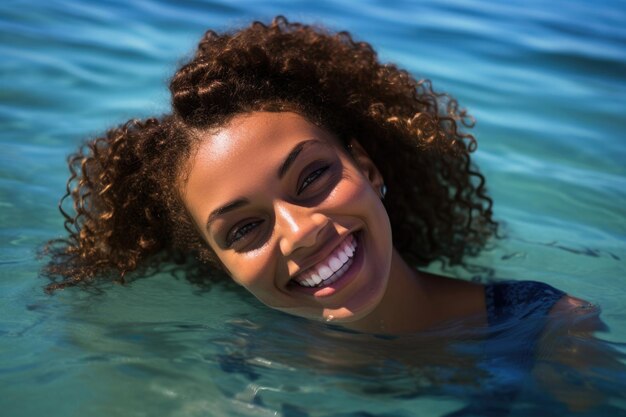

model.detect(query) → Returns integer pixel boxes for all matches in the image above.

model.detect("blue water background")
[1,0,625,416]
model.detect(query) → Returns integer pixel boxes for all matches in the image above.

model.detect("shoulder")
[550,295,598,314]
[484,280,567,326]
[486,280,565,304]
[547,294,605,332]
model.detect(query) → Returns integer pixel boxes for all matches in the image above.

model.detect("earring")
[380,184,387,199]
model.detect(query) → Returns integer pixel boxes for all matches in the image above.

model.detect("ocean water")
[1,0,625,416]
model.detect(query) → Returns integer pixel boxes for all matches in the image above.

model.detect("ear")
[348,138,385,196]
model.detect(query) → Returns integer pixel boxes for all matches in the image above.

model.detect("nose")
[275,202,329,257]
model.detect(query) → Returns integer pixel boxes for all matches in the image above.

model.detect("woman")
[44,16,591,335]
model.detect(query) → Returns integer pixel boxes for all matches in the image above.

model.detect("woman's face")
[181,112,393,324]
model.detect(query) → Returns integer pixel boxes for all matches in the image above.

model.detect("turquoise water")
[1,0,625,416]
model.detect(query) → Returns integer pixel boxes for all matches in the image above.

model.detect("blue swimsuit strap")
[443,282,568,417]
[484,280,566,327]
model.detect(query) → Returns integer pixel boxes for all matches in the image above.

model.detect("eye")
[297,165,330,195]
[227,220,263,247]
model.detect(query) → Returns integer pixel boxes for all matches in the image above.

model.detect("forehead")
[182,112,339,219]
[194,112,333,165]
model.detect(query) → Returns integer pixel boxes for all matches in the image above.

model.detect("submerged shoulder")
[485,280,565,306]
[484,280,567,326]
[484,280,604,330]
[549,294,599,315]
[491,279,569,302]
[547,294,605,332]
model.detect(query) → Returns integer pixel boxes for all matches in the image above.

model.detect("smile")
[292,233,357,288]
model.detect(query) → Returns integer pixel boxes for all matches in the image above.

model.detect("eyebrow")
[205,198,250,230]
[277,139,320,179]
[205,139,322,231]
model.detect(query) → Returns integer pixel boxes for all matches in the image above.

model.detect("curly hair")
[43,16,496,292]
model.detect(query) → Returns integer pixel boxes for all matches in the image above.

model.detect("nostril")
[276,207,330,256]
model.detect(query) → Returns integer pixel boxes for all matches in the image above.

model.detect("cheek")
[329,171,382,216]
[220,247,277,289]
[332,171,392,247]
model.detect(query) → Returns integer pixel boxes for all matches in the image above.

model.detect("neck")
[344,248,434,334]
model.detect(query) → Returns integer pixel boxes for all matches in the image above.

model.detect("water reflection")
[209,306,626,416]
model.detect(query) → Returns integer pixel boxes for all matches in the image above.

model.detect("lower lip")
[292,231,364,299]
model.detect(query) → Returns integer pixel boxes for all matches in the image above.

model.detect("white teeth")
[336,261,349,277]
[318,265,333,280]
[293,233,359,288]
[329,257,342,272]
[325,259,351,286]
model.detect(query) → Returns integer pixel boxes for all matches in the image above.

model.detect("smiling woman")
[182,111,394,325]
[43,16,591,335]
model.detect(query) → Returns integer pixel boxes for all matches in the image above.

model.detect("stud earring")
[380,184,387,199]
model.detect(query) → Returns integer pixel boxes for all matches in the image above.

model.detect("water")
[1,0,625,416]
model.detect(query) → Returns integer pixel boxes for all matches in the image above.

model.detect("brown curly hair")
[43,16,496,293]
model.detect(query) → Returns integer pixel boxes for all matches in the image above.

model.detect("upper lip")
[288,231,356,282]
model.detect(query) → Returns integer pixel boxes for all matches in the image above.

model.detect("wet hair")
[43,16,497,292]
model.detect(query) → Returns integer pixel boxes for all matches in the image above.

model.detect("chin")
[321,292,385,325]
